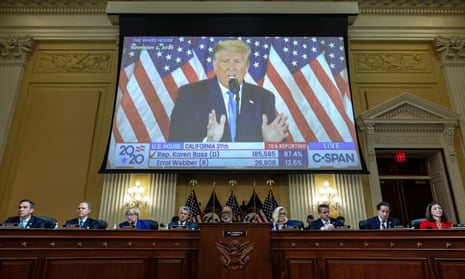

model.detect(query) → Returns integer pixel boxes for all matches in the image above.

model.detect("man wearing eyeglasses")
[308,204,343,230]
[221,206,234,223]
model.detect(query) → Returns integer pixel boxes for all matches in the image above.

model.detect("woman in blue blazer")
[119,207,151,230]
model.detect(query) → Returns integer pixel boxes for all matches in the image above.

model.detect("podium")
[198,223,272,279]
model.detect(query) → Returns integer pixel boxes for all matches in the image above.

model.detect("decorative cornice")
[358,0,465,15]
[354,53,427,73]
[0,35,33,62]
[0,1,464,15]
[36,52,113,73]
[434,36,465,64]
[0,0,107,14]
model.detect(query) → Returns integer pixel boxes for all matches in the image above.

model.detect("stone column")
[0,35,33,161]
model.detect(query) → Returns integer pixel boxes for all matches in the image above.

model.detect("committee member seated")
[119,207,151,230]
[419,201,453,230]
[168,206,199,230]
[3,199,47,228]
[309,204,343,231]
[221,206,234,223]
[363,201,401,230]
[271,206,289,230]
[64,201,101,229]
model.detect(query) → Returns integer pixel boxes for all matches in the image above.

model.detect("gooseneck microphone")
[229,78,240,97]
[228,78,240,114]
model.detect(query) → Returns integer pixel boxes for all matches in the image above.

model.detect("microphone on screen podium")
[228,78,240,103]
[228,78,240,119]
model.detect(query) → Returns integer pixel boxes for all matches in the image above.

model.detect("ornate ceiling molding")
[0,35,34,63]
[0,1,464,15]
[358,0,465,15]
[435,36,465,64]
[0,0,107,14]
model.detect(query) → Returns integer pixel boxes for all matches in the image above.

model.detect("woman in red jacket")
[419,201,453,230]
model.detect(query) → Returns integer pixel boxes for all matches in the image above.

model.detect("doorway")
[376,149,457,225]
[380,179,432,226]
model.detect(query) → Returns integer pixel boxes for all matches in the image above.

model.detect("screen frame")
[100,8,367,174]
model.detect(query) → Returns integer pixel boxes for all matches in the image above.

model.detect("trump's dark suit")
[3,215,46,228]
[168,78,276,142]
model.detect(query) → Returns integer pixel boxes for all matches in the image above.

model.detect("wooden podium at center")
[198,223,272,279]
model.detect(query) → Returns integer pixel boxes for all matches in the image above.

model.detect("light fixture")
[124,180,149,208]
[315,180,342,214]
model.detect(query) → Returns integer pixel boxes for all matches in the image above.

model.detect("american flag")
[184,189,202,223]
[245,190,268,223]
[110,36,356,150]
[225,190,243,222]
[263,188,279,222]
[203,189,222,222]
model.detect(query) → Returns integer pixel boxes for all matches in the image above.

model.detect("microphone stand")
[228,78,240,129]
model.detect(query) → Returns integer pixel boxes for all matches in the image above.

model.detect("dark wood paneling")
[2,228,465,279]
[44,258,146,279]
[325,259,427,279]
[436,258,465,279]
[151,258,185,279]
[271,229,465,279]
[0,229,198,279]
[0,258,36,279]
[198,223,272,279]
[286,258,316,279]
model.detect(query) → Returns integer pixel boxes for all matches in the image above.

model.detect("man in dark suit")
[309,204,343,230]
[3,199,46,228]
[168,206,199,230]
[64,201,101,229]
[168,39,289,142]
[363,201,402,229]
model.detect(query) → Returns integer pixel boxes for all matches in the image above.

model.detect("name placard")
[223,231,247,237]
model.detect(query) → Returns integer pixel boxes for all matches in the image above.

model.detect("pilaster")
[0,35,34,162]
[434,36,465,158]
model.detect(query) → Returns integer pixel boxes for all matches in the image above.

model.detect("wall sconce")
[124,180,149,208]
[315,180,342,214]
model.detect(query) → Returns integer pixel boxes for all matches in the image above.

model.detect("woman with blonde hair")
[271,206,289,230]
[119,207,151,230]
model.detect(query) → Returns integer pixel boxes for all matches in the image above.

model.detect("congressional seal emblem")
[215,240,255,270]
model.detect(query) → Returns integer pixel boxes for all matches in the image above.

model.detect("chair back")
[37,216,58,229]
[96,219,108,229]
[359,219,369,229]
[286,219,304,229]
[142,219,159,230]
[410,218,426,229]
